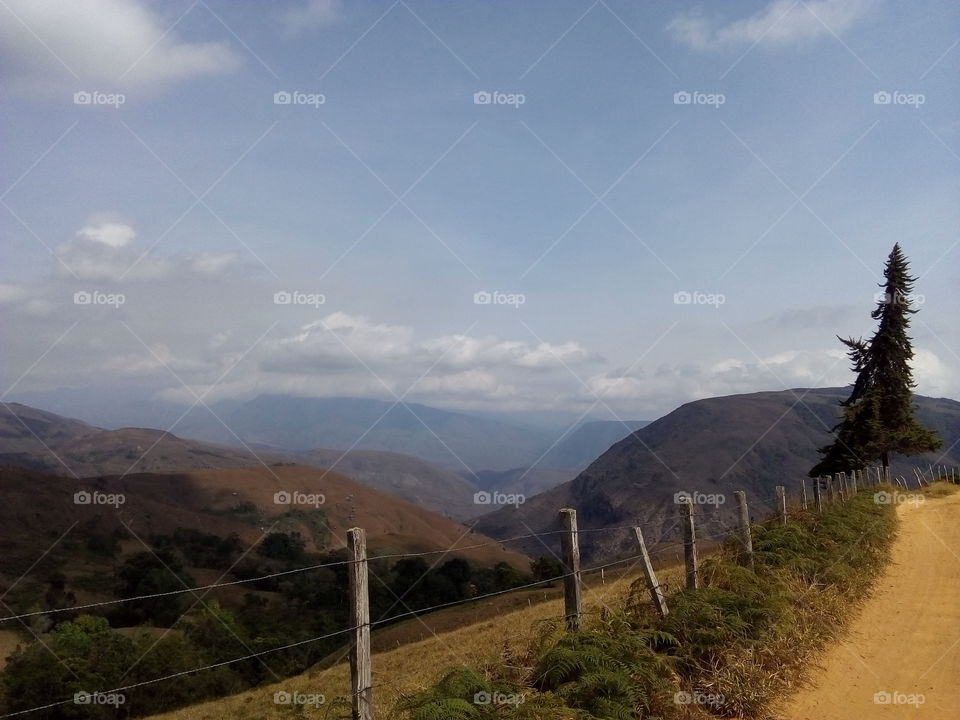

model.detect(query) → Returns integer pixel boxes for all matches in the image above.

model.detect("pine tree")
[810,244,940,476]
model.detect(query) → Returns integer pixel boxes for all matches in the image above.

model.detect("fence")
[1,464,956,719]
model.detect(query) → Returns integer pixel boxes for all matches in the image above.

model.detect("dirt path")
[783,492,960,719]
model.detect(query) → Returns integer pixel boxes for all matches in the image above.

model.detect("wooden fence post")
[347,528,373,720]
[559,508,582,630]
[680,498,699,589]
[814,476,823,514]
[734,490,754,567]
[851,471,858,495]
[633,527,668,618]
[801,478,808,511]
[776,485,787,525]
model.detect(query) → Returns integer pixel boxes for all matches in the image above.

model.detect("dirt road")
[784,491,960,719]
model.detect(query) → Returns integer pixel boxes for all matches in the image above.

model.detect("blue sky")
[1,0,957,426]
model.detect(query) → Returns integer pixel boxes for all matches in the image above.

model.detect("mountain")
[0,463,528,590]
[174,394,553,472]
[540,419,651,471]
[474,388,960,562]
[0,402,266,477]
[300,448,479,520]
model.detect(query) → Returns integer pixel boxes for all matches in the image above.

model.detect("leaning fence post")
[680,498,699,589]
[814,476,823,514]
[347,528,373,720]
[734,490,754,567]
[633,527,669,618]
[801,477,808,510]
[559,508,582,630]
[776,485,787,525]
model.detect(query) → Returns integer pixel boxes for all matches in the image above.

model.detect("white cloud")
[75,221,136,248]
[279,0,341,35]
[667,0,873,51]
[0,0,240,95]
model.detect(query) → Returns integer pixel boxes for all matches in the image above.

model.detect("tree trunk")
[881,451,890,469]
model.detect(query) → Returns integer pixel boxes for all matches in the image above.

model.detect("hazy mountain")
[301,448,479,520]
[474,388,960,562]
[174,394,553,472]
[540,419,651,471]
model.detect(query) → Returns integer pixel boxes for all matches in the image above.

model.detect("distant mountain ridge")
[174,394,555,472]
[475,388,960,562]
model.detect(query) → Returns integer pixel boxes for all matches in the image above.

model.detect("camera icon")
[473,91,491,105]
[673,491,692,504]
[273,691,292,704]
[673,290,692,305]
[473,290,492,305]
[673,691,692,705]
[74,691,91,704]
[273,291,292,305]
[473,691,492,705]
[873,491,892,505]
[73,91,92,105]
[274,91,292,105]
[473,491,492,505]
[673,91,691,105]
[74,490,92,505]
[873,691,892,705]
[274,491,292,505]
[74,290,92,305]
[873,91,891,105]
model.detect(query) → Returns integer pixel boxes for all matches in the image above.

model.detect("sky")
[1,0,957,429]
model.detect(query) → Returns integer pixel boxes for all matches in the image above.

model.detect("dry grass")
[0,630,22,672]
[148,561,687,720]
